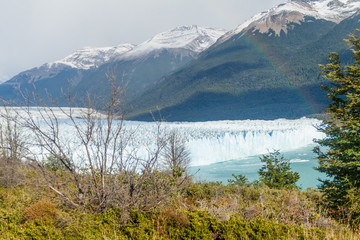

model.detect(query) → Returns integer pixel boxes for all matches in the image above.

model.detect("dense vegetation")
[0,166,359,239]
[315,30,360,227]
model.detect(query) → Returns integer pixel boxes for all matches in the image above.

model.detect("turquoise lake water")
[189,144,326,189]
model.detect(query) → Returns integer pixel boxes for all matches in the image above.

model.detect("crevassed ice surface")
[0,107,324,168]
[123,118,324,166]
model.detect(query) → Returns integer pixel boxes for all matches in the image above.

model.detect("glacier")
[123,118,325,166]
[0,107,324,168]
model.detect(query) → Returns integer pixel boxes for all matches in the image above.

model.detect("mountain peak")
[118,25,227,60]
[3,26,226,86]
[220,0,360,40]
[50,43,135,70]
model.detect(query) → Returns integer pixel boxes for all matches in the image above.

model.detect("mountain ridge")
[3,25,226,87]
[116,25,227,60]
[0,25,227,105]
[125,0,360,121]
[219,0,360,43]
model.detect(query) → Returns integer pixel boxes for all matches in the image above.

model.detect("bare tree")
[0,71,190,213]
[163,130,191,178]
[0,108,27,187]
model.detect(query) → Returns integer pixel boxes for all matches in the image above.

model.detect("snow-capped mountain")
[3,44,134,86]
[50,44,135,70]
[0,25,227,104]
[74,25,227,102]
[220,0,360,41]
[4,25,226,86]
[117,25,227,60]
[127,0,360,121]
[53,25,226,69]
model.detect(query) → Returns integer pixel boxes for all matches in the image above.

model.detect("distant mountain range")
[1,0,360,121]
[127,0,360,121]
[0,26,226,105]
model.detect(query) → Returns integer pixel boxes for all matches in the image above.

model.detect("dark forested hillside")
[127,15,360,121]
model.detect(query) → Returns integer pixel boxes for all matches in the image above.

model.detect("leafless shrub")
[162,130,190,178]
[0,108,27,187]
[0,71,191,213]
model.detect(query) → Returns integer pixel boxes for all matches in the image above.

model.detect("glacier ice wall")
[0,107,324,168]
[124,118,325,166]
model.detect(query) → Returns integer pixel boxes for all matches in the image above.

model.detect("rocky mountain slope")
[221,0,360,41]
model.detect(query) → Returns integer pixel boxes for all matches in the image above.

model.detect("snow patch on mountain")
[3,25,226,85]
[221,0,360,39]
[49,44,134,70]
[3,25,227,85]
[118,25,227,60]
[20,25,226,72]
[32,26,227,71]
[3,44,135,85]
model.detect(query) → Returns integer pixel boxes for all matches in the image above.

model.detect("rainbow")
[239,33,324,115]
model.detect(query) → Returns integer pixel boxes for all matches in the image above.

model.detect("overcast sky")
[0,0,285,82]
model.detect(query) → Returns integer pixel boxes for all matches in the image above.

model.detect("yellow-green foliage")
[0,183,358,239]
[120,210,326,240]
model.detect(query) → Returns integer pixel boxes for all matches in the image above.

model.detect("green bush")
[258,150,300,189]
[228,173,249,186]
[23,220,62,240]
[121,211,155,239]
